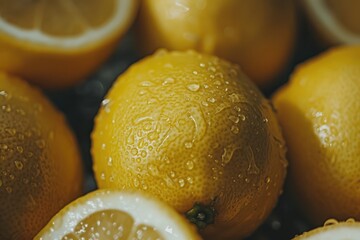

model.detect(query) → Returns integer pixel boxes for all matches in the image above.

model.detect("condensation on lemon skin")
[92,50,287,239]
[0,73,83,239]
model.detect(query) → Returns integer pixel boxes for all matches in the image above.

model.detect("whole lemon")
[136,0,296,88]
[92,50,287,239]
[273,45,360,225]
[0,73,83,239]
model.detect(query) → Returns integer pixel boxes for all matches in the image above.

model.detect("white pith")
[295,224,360,240]
[0,0,133,48]
[303,0,360,44]
[38,190,191,240]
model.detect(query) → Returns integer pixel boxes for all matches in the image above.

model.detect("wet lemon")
[273,45,360,225]
[136,0,296,87]
[0,0,138,89]
[293,219,360,240]
[36,189,201,240]
[92,50,287,239]
[0,72,83,239]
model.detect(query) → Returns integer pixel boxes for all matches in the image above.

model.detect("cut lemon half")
[35,189,201,240]
[293,219,360,240]
[0,0,138,89]
[301,0,360,45]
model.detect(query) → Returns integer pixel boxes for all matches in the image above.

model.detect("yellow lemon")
[136,0,296,88]
[273,45,360,225]
[301,0,360,45]
[0,72,83,239]
[0,0,138,89]
[293,219,360,240]
[92,50,287,239]
[36,189,201,240]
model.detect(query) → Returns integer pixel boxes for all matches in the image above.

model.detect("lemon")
[35,189,201,240]
[0,0,138,89]
[92,50,287,239]
[273,45,360,225]
[0,72,83,239]
[293,219,360,240]
[301,0,360,45]
[136,0,296,87]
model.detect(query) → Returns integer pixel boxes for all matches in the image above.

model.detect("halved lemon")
[35,189,201,240]
[301,0,360,45]
[293,219,360,240]
[0,0,138,89]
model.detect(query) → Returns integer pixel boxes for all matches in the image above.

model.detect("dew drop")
[229,115,239,123]
[1,144,8,150]
[16,146,23,153]
[178,179,185,187]
[199,63,206,68]
[107,157,113,166]
[245,178,250,183]
[15,161,23,170]
[193,71,198,75]
[207,97,216,103]
[36,140,46,149]
[184,142,193,149]
[5,128,16,136]
[187,177,193,184]
[100,172,106,180]
[231,126,239,134]
[239,114,246,121]
[229,93,242,103]
[133,178,140,187]
[186,161,194,170]
[214,80,221,86]
[142,184,148,190]
[170,171,176,178]
[163,77,175,85]
[265,177,271,184]
[140,81,154,87]
[324,219,338,226]
[187,83,200,92]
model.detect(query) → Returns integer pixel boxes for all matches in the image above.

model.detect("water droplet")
[199,63,206,68]
[263,118,269,123]
[6,187,12,193]
[265,177,271,184]
[140,81,154,87]
[107,157,113,166]
[193,71,198,75]
[36,140,46,149]
[16,146,23,153]
[148,164,159,176]
[231,126,239,134]
[142,184,148,190]
[324,219,338,226]
[186,161,194,170]
[178,179,185,187]
[18,134,25,141]
[131,148,138,155]
[170,171,176,178]
[16,108,26,116]
[208,66,216,72]
[215,72,224,78]
[201,101,209,107]
[239,114,246,121]
[1,144,8,150]
[187,177,193,184]
[229,93,242,103]
[5,128,16,136]
[133,178,140,187]
[184,142,193,149]
[214,80,221,86]
[163,77,175,85]
[245,178,250,183]
[15,161,23,170]
[207,97,216,103]
[187,83,200,92]
[2,104,11,112]
[229,115,239,123]
[100,172,106,180]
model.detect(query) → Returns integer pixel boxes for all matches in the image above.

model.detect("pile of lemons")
[0,1,359,239]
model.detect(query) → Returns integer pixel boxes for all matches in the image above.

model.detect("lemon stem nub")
[185,202,216,229]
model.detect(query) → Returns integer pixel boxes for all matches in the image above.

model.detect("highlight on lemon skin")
[293,219,360,240]
[136,0,297,88]
[91,49,287,239]
[272,45,360,225]
[0,0,138,89]
[35,189,202,240]
[0,72,83,239]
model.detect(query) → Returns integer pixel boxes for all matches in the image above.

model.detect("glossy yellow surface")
[92,50,287,239]
[136,0,296,87]
[0,73,83,239]
[273,45,360,225]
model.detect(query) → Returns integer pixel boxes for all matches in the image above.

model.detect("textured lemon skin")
[0,73,83,239]
[273,46,360,225]
[92,50,287,239]
[136,0,296,87]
